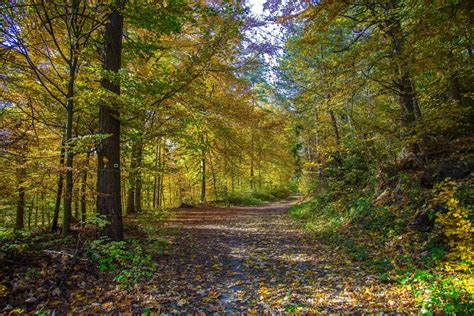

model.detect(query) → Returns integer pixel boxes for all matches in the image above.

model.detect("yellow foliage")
[433,181,474,264]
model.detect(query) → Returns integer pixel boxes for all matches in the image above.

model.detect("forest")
[0,0,472,314]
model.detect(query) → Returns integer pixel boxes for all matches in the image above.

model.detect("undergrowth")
[224,186,292,206]
[85,238,156,287]
[290,171,473,314]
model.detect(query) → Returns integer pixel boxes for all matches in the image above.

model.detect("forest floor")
[132,200,418,314]
[1,200,420,313]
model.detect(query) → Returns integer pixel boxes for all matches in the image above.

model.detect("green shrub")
[268,186,292,199]
[400,269,473,315]
[225,192,263,206]
[85,238,155,287]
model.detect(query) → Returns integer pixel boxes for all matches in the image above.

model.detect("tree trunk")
[63,59,77,236]
[385,11,418,127]
[153,142,161,208]
[34,196,38,227]
[366,78,372,118]
[80,152,89,225]
[74,187,79,221]
[209,154,218,201]
[200,155,206,203]
[97,0,124,241]
[126,137,143,214]
[126,141,138,214]
[15,163,26,230]
[328,109,340,145]
[314,109,323,179]
[52,139,65,231]
[135,140,143,212]
[397,74,417,126]
[250,132,255,190]
[41,193,45,227]
[451,74,463,106]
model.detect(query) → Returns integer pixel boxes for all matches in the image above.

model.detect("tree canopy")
[0,0,472,314]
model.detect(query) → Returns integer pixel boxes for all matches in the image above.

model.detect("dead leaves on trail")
[1,203,418,313]
[138,202,417,314]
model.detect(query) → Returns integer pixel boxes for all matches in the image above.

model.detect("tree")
[1,0,106,235]
[96,0,125,241]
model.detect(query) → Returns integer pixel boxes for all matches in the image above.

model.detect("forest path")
[146,200,417,313]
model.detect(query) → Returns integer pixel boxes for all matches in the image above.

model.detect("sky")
[248,0,265,15]
[245,0,285,83]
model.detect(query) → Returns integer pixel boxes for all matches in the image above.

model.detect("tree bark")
[250,132,255,190]
[451,74,463,106]
[15,163,26,230]
[80,152,89,225]
[97,0,124,241]
[153,142,161,208]
[126,141,138,214]
[126,137,143,214]
[397,73,417,126]
[63,58,78,236]
[135,140,143,213]
[52,139,65,231]
[328,109,340,145]
[200,155,206,203]
[314,108,323,179]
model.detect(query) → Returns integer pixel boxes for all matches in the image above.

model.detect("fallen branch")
[42,249,89,262]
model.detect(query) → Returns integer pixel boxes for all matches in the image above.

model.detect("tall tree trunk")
[385,10,418,127]
[250,132,255,190]
[307,133,314,174]
[63,59,78,236]
[52,139,65,231]
[80,152,89,225]
[41,193,45,227]
[209,155,218,201]
[231,170,235,192]
[97,0,124,241]
[126,186,135,214]
[200,155,206,203]
[28,202,32,229]
[74,187,79,221]
[135,140,143,213]
[366,78,372,118]
[153,142,161,208]
[126,141,138,214]
[15,162,26,230]
[328,109,340,145]
[451,73,463,106]
[34,195,38,227]
[126,137,143,214]
[314,109,323,179]
[397,74,417,126]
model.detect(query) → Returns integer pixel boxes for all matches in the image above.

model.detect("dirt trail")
[147,201,417,314]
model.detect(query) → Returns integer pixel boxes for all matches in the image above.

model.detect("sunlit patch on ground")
[132,201,418,313]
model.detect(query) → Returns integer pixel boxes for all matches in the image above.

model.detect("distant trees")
[1,0,106,235]
[276,0,473,188]
[0,1,295,237]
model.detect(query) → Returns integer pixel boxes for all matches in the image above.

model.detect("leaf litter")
[0,201,417,313]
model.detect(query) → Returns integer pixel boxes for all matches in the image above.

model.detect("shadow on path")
[145,201,417,313]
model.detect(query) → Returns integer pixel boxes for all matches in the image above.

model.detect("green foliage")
[224,186,292,206]
[85,214,110,229]
[225,192,264,206]
[85,238,155,287]
[400,270,473,315]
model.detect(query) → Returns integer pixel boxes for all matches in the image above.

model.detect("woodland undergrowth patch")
[290,167,473,315]
[0,210,176,313]
[224,186,292,206]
